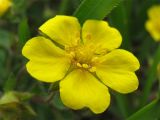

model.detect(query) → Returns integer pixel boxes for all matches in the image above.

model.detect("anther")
[77,63,82,67]
[82,64,89,68]
[89,67,96,72]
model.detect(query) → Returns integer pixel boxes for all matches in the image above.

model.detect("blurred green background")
[0,0,160,120]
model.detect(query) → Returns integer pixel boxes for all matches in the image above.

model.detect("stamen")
[76,63,82,67]
[89,67,96,72]
[82,64,89,68]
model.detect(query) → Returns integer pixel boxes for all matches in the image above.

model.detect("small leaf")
[0,91,33,106]
[0,92,19,106]
[18,18,30,48]
[0,91,36,120]
[53,93,65,110]
[14,92,34,101]
[74,0,124,24]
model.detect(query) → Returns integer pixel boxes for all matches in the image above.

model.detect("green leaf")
[73,0,124,24]
[53,93,65,110]
[12,0,27,14]
[109,1,132,50]
[18,18,30,48]
[0,91,33,106]
[3,73,17,92]
[127,98,160,120]
[23,104,37,116]
[114,93,130,118]
[140,45,160,106]
[0,92,19,105]
[0,29,12,48]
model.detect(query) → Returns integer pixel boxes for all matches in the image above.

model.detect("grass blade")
[140,45,160,106]
[114,93,130,118]
[127,98,160,120]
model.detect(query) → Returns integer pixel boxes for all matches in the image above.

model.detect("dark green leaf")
[74,0,124,24]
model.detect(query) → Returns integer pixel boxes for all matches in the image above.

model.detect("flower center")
[65,44,99,72]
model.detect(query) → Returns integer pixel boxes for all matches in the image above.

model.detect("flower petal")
[82,20,122,54]
[22,36,71,82]
[0,0,11,16]
[148,5,160,20]
[60,69,110,114]
[39,15,81,47]
[145,20,160,41]
[96,49,140,93]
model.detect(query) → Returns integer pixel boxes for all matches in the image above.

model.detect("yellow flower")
[145,5,160,41]
[22,15,140,114]
[0,0,11,16]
